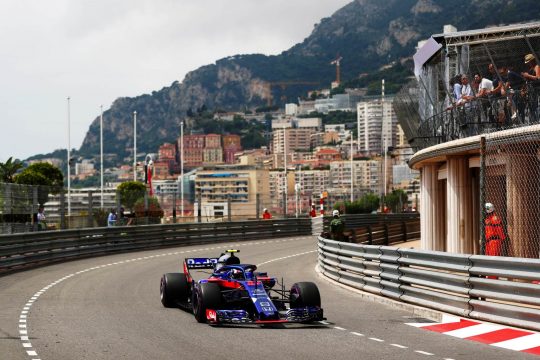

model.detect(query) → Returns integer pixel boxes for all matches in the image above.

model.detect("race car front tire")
[192,282,222,323]
[290,282,321,308]
[160,273,189,308]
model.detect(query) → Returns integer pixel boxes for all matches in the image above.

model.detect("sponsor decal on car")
[206,309,217,322]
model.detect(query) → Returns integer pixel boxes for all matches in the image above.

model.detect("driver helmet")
[230,268,243,279]
[485,202,495,214]
[332,209,340,217]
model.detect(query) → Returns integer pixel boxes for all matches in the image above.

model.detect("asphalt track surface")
[0,235,538,360]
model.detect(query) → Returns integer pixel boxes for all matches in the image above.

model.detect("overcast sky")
[0,0,352,163]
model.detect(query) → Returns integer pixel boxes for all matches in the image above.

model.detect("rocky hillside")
[78,0,540,163]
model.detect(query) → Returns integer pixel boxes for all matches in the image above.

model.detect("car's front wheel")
[192,282,222,323]
[160,273,189,308]
[290,282,321,308]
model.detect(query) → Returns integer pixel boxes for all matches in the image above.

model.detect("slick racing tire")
[192,282,222,323]
[290,282,321,308]
[160,273,189,308]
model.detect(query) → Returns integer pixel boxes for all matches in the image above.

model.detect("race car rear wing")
[184,257,218,270]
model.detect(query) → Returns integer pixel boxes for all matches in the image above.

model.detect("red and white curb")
[407,315,540,356]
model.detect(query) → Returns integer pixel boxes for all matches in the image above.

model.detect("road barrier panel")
[318,235,540,331]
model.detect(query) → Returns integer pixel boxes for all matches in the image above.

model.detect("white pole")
[350,134,354,203]
[67,96,71,216]
[133,111,137,181]
[382,79,387,198]
[100,105,104,208]
[180,120,184,218]
[384,135,388,198]
[283,128,287,216]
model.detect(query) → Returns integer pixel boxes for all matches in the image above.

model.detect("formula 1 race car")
[159,250,325,325]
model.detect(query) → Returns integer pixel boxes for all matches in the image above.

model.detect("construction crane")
[264,81,319,107]
[330,55,343,87]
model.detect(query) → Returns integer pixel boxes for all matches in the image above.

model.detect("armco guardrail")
[0,218,311,275]
[322,214,420,245]
[318,236,540,331]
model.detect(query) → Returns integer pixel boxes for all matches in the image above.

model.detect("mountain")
[78,0,540,163]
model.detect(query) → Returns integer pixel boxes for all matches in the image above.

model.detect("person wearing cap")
[484,202,506,256]
[262,208,272,220]
[329,209,345,241]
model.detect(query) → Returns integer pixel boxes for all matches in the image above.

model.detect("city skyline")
[0,0,350,162]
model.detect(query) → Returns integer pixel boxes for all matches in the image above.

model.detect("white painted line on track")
[351,332,364,337]
[369,337,384,342]
[334,326,346,331]
[390,344,408,349]
[18,236,306,360]
[415,350,434,356]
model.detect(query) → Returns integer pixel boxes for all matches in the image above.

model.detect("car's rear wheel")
[192,282,222,323]
[160,273,189,308]
[290,282,321,308]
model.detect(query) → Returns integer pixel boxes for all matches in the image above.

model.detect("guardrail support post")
[87,190,93,228]
[402,221,407,242]
[367,225,373,245]
[384,223,389,246]
[60,190,66,230]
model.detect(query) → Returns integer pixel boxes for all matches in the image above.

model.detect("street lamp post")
[350,134,354,203]
[283,128,287,217]
[67,96,71,216]
[100,105,104,208]
[133,111,137,181]
[180,120,184,218]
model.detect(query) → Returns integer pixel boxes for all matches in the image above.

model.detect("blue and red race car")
[160,250,324,325]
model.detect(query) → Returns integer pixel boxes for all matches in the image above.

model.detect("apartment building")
[357,98,398,154]
[272,128,314,154]
[194,165,269,219]
[329,160,382,195]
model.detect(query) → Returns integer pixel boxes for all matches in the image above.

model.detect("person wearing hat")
[262,208,272,220]
[521,54,540,82]
[484,202,506,256]
[521,54,540,122]
[329,209,345,241]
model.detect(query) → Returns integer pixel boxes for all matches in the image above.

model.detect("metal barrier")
[318,236,540,331]
[0,218,311,275]
[322,214,420,245]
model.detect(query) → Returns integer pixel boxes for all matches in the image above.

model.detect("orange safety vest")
[485,213,505,241]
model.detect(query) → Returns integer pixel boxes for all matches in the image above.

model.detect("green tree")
[14,162,64,205]
[117,181,146,212]
[0,157,23,183]
[383,189,408,213]
[335,193,380,214]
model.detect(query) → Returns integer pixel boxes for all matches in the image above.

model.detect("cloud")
[0,0,351,162]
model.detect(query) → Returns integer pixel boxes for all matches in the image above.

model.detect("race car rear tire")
[160,273,189,308]
[290,282,321,308]
[192,282,222,323]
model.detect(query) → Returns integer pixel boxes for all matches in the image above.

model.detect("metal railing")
[321,214,420,245]
[416,87,540,150]
[0,218,311,275]
[318,236,540,331]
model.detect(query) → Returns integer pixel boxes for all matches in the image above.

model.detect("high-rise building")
[357,98,398,154]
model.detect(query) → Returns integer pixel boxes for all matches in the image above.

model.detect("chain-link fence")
[482,129,540,259]
[399,24,540,152]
